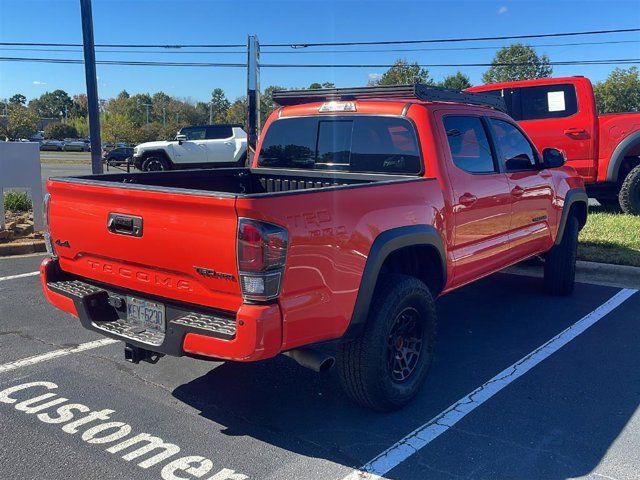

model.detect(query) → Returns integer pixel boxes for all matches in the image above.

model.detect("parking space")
[0,254,638,480]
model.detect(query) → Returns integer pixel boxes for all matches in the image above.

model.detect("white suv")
[132,124,248,171]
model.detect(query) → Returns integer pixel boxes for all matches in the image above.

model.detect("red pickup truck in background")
[41,85,587,411]
[468,76,640,214]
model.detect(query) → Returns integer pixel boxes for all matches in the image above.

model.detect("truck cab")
[468,77,640,214]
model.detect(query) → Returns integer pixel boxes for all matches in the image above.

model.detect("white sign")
[547,91,566,112]
[0,142,44,230]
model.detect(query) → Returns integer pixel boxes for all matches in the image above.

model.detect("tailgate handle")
[107,213,143,237]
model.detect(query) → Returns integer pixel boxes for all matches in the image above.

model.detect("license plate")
[126,296,166,333]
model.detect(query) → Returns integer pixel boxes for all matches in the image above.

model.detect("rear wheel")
[142,156,170,172]
[619,164,640,215]
[544,216,579,296]
[337,274,436,411]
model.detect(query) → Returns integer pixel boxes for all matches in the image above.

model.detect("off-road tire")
[544,216,579,296]
[619,164,640,215]
[142,156,170,172]
[337,274,436,412]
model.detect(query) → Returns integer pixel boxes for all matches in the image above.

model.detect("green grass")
[578,207,640,267]
[3,191,32,212]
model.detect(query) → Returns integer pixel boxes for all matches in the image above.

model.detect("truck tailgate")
[47,179,242,312]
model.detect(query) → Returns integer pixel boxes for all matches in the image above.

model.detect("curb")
[0,240,46,257]
[507,260,640,290]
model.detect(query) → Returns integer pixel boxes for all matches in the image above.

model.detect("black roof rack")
[271,84,507,113]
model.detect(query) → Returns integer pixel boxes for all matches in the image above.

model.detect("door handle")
[511,185,524,197]
[563,128,587,136]
[539,169,553,179]
[459,193,477,207]
[224,142,234,146]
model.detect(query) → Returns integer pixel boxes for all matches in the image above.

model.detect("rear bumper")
[40,257,282,362]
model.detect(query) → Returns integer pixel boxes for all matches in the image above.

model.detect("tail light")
[237,218,288,302]
[43,193,56,258]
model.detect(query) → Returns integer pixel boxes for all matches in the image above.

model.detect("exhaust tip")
[318,356,335,373]
[284,348,335,373]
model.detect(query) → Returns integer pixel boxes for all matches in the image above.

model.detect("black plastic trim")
[43,261,237,357]
[343,225,446,339]
[606,131,640,183]
[555,188,588,245]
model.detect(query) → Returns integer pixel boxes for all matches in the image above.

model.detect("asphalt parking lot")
[0,253,638,480]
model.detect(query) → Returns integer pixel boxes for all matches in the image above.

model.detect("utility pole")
[139,103,152,124]
[162,106,166,127]
[209,102,213,124]
[246,35,260,152]
[80,0,102,174]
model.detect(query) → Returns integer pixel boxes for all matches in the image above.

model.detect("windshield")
[257,115,422,174]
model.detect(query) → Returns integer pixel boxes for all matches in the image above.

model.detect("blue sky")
[0,0,639,103]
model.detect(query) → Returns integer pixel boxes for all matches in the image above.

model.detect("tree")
[68,94,88,118]
[101,113,136,144]
[28,89,73,118]
[226,97,247,126]
[44,122,78,140]
[260,85,286,125]
[439,72,472,90]
[593,67,640,113]
[209,88,231,123]
[9,94,26,106]
[482,44,552,83]
[369,59,432,86]
[308,82,336,89]
[0,105,38,140]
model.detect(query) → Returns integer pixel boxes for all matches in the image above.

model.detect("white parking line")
[0,338,119,374]
[0,271,40,282]
[341,288,638,480]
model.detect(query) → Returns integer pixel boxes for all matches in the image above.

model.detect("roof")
[179,124,244,129]
[467,76,591,92]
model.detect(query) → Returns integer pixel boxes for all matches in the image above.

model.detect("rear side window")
[482,84,578,121]
[206,126,233,139]
[489,118,539,171]
[258,116,421,174]
[443,116,496,174]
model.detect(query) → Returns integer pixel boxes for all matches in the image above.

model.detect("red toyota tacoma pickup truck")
[41,85,587,411]
[468,76,640,214]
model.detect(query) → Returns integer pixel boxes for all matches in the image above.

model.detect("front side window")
[489,118,539,171]
[180,127,207,140]
[258,116,421,174]
[443,115,496,174]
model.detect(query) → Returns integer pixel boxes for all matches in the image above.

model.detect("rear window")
[206,126,233,139]
[258,116,422,174]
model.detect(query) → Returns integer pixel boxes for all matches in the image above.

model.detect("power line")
[2,39,639,55]
[262,28,640,48]
[1,27,638,50]
[0,56,637,68]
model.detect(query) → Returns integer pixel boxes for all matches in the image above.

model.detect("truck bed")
[56,167,418,197]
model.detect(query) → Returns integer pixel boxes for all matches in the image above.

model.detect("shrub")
[3,191,32,212]
[44,122,79,140]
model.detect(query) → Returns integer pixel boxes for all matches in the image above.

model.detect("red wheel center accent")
[395,336,404,350]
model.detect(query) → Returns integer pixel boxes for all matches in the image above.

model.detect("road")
[1,254,638,480]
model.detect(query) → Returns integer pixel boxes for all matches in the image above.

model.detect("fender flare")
[555,189,588,246]
[606,131,640,183]
[342,225,446,339]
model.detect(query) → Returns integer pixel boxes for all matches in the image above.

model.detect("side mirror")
[176,134,187,145]
[542,148,566,169]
